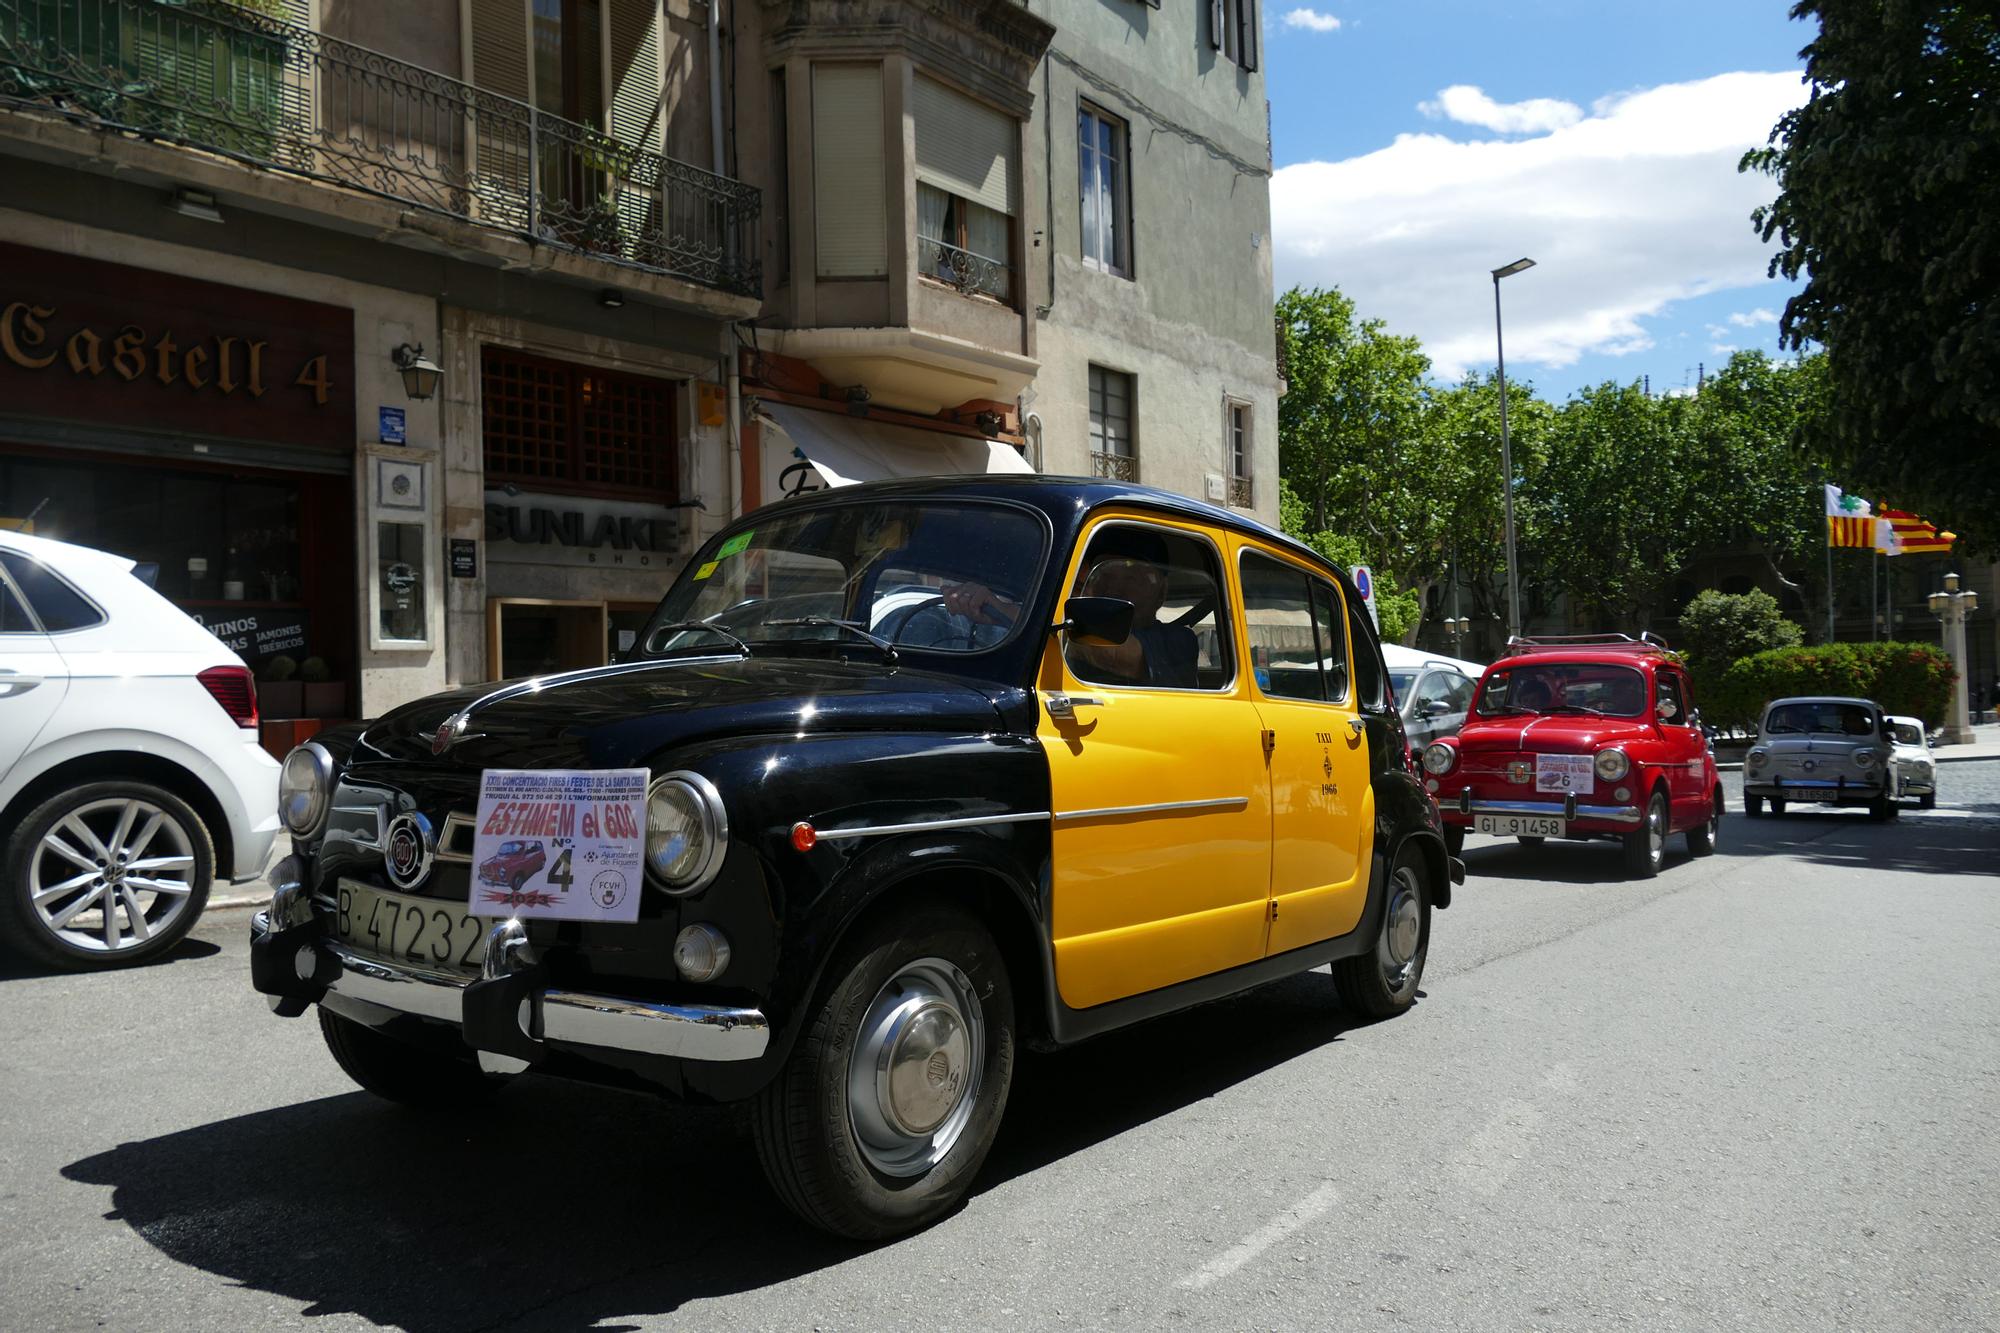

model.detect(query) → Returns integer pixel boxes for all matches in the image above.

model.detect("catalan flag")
[1875,507,1956,556]
[1824,484,1875,547]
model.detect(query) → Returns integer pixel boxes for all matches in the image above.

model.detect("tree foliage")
[1742,0,2000,539]
[1678,589,1805,672]
[1708,641,1956,729]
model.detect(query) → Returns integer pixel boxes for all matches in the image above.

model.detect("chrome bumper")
[1445,793,1643,827]
[253,908,769,1064]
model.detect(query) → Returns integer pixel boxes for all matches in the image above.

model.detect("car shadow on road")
[1451,837,1667,885]
[0,934,220,981]
[60,971,1386,1330]
[1717,804,2000,878]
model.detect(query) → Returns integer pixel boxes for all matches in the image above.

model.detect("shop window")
[375,521,428,644]
[1078,102,1130,277]
[482,346,678,500]
[1089,365,1137,481]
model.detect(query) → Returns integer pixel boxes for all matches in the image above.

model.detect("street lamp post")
[1928,571,1980,744]
[1491,257,1535,642]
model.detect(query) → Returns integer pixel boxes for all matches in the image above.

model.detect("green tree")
[1276,480,1421,643]
[1742,0,1999,540]
[1678,588,1806,705]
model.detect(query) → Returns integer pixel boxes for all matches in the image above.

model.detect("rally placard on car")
[471,768,648,922]
[1533,754,1595,794]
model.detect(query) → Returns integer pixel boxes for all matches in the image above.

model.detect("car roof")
[1765,696,1880,709]
[0,526,138,577]
[1487,649,1664,672]
[1885,714,1923,727]
[748,475,1348,582]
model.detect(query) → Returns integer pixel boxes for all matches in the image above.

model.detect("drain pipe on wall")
[708,0,725,171]
[725,346,744,522]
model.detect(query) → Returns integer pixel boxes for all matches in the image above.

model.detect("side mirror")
[1656,698,1681,723]
[1059,596,1135,647]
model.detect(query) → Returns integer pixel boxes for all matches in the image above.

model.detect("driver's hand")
[941,583,1016,626]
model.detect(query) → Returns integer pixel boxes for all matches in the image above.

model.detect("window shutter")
[1208,0,1224,50]
[914,77,1017,216]
[1240,0,1259,69]
[607,0,663,152]
[812,64,888,277]
[468,0,530,103]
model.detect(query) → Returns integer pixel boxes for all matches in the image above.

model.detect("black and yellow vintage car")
[252,477,1460,1238]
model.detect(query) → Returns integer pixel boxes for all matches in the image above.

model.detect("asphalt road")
[4,763,1997,1332]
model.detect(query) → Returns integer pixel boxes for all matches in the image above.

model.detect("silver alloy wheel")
[846,956,986,1178]
[1379,864,1425,998]
[29,797,197,955]
[1646,794,1667,870]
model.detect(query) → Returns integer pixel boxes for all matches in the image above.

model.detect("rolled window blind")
[812,64,887,277]
[469,0,530,103]
[914,76,1016,216]
[607,0,663,152]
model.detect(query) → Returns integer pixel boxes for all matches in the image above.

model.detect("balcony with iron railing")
[0,0,761,298]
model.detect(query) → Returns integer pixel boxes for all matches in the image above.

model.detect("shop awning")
[759,402,1033,490]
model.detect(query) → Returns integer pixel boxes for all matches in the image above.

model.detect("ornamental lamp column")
[1927,572,1979,744]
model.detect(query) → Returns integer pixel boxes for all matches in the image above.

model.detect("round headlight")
[1746,748,1769,768]
[1852,748,1878,769]
[278,742,334,838]
[1594,748,1631,782]
[1421,742,1457,775]
[645,771,728,894]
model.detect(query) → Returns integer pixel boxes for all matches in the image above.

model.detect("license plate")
[1477,814,1565,837]
[1780,788,1839,802]
[334,880,492,972]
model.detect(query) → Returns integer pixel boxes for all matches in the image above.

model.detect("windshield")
[1475,663,1648,718]
[641,501,1046,657]
[1765,702,1878,737]
[1890,722,1924,746]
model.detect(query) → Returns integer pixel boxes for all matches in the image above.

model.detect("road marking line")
[1179,1182,1339,1291]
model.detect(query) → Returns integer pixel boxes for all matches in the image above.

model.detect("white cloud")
[1273,71,1809,379]
[1282,8,1342,33]
[1710,342,1739,355]
[1727,307,1778,327]
[1418,85,1583,135]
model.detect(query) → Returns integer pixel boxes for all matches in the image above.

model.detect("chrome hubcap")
[1380,867,1425,993]
[29,797,196,954]
[848,958,984,1178]
[1649,798,1665,865]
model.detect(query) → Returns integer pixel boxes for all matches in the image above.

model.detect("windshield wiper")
[760,617,900,664]
[646,621,751,656]
[1548,704,1604,717]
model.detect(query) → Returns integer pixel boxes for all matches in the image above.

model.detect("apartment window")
[1089,366,1137,481]
[1209,0,1260,70]
[1078,103,1130,276]
[771,69,790,284]
[482,346,678,500]
[1227,400,1252,507]
[914,77,1018,303]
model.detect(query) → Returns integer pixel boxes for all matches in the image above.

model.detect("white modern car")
[1885,715,1938,810]
[0,530,280,969]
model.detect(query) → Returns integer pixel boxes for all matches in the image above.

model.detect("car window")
[0,567,35,634]
[1891,722,1923,746]
[1241,551,1327,701]
[0,551,102,632]
[1417,672,1457,708]
[1344,588,1384,711]
[1310,578,1349,703]
[1066,524,1231,691]
[1764,702,1877,736]
[1388,670,1416,702]
[1446,673,1477,711]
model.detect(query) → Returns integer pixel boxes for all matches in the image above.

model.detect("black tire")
[1744,794,1764,818]
[1333,846,1431,1020]
[1516,835,1545,847]
[1441,824,1465,857]
[510,870,527,892]
[1622,789,1668,878]
[751,907,1015,1240]
[0,780,214,971]
[318,1008,506,1108]
[1770,799,1787,816]
[1687,790,1721,857]
[1868,798,1897,822]
[1919,793,1936,810]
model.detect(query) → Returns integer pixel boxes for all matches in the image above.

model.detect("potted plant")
[300,656,347,718]
[259,654,303,719]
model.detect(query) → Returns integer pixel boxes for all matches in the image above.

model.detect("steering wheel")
[877,595,980,651]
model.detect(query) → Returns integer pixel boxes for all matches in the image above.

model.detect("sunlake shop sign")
[0,242,355,452]
[484,490,678,569]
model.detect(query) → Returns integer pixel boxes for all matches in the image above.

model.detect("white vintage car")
[1744,696,1902,821]
[1884,715,1938,810]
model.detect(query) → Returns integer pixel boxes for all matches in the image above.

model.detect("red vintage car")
[1419,635,1723,878]
[476,838,547,890]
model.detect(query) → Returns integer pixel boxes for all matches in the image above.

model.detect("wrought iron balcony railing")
[1090,450,1138,482]
[918,234,1013,304]
[0,0,761,297]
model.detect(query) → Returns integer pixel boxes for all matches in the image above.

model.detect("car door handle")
[1347,717,1367,736]
[0,670,42,694]
[1043,692,1104,720]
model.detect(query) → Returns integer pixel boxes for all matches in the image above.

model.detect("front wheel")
[1868,798,1898,822]
[751,908,1015,1240]
[1919,792,1936,810]
[1744,794,1764,818]
[1333,847,1431,1020]
[1770,799,1788,817]
[0,780,214,970]
[1623,789,1667,878]
[319,1008,507,1108]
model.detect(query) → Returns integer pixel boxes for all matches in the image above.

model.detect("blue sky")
[1264,1,1818,400]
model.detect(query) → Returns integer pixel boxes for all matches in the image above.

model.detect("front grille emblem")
[384,812,435,889]
[432,713,468,755]
[1508,761,1532,784]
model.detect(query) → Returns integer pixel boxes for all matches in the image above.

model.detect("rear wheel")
[318,1009,507,1108]
[1333,846,1430,1020]
[0,781,213,971]
[1622,789,1667,878]
[751,907,1015,1239]
[1687,790,1721,856]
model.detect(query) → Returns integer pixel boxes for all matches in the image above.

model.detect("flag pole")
[1871,545,1879,640]
[1825,539,1835,641]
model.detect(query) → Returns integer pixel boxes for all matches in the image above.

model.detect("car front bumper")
[1744,776,1886,806]
[249,865,769,1071]
[1435,791,1643,830]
